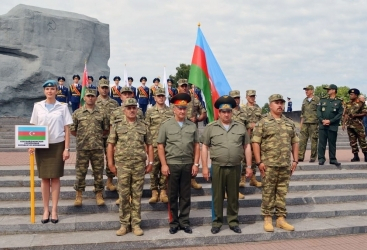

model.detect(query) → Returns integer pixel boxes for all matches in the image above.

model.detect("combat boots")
[239,175,246,187]
[351,153,360,162]
[149,190,159,203]
[249,175,262,187]
[263,215,274,232]
[238,192,245,199]
[116,226,129,236]
[191,178,202,189]
[105,177,117,191]
[160,190,169,203]
[95,191,105,206]
[132,226,144,236]
[276,216,294,231]
[74,191,82,207]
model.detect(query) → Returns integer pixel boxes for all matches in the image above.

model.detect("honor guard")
[99,75,107,80]
[150,78,160,106]
[127,77,137,100]
[137,76,150,115]
[110,76,122,106]
[190,84,205,108]
[287,97,292,112]
[167,79,178,101]
[56,77,68,103]
[68,74,82,112]
[87,76,98,96]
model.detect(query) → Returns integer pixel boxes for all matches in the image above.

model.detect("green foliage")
[261,103,270,114]
[169,63,191,87]
[314,85,350,103]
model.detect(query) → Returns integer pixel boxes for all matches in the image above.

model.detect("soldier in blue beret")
[137,76,150,115]
[56,77,68,103]
[110,76,122,106]
[68,75,82,112]
[128,77,137,101]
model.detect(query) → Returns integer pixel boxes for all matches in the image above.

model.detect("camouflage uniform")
[70,105,109,193]
[344,100,367,154]
[110,106,144,125]
[298,95,320,161]
[108,107,151,229]
[145,103,174,191]
[252,113,299,217]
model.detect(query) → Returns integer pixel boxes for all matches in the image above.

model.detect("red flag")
[80,63,88,107]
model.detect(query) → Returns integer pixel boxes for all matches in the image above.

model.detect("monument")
[0,4,110,117]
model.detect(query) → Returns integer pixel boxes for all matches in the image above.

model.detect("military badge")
[322,107,325,111]
[333,109,336,111]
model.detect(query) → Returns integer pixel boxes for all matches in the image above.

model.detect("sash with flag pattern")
[70,85,81,96]
[168,88,174,97]
[112,86,122,98]
[139,86,149,97]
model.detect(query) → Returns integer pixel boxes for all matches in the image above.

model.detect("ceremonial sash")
[168,88,173,97]
[112,86,122,98]
[139,86,149,97]
[71,85,80,96]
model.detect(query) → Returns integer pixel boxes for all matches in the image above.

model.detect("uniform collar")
[81,105,99,113]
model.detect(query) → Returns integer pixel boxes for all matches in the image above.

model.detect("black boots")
[351,153,360,162]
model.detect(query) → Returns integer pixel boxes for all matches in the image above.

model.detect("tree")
[261,103,270,114]
[169,63,191,87]
[314,85,350,103]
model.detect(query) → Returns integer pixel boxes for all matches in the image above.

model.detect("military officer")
[201,95,252,234]
[107,98,153,237]
[342,88,367,162]
[150,78,161,106]
[95,79,119,191]
[145,88,174,203]
[137,76,150,115]
[299,85,320,163]
[317,84,344,166]
[68,75,82,112]
[177,79,207,189]
[110,76,122,106]
[167,79,178,101]
[127,77,137,100]
[70,88,109,207]
[157,93,200,234]
[242,90,263,187]
[87,76,96,89]
[252,94,299,232]
[56,77,68,103]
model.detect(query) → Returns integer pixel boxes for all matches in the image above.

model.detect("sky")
[1,0,367,109]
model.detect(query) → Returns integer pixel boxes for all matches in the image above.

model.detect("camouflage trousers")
[261,166,290,217]
[150,147,167,190]
[347,127,367,153]
[74,149,104,193]
[298,123,318,161]
[241,144,257,176]
[116,161,145,228]
[103,137,115,178]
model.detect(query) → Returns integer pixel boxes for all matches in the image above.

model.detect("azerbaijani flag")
[79,62,88,107]
[188,25,232,122]
[18,127,46,141]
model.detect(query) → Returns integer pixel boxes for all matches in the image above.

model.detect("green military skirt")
[35,141,65,178]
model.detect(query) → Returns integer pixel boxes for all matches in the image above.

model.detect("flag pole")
[30,151,35,223]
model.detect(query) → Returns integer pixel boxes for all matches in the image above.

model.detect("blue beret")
[42,80,57,88]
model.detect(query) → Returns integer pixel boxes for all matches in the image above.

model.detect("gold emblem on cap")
[223,95,228,98]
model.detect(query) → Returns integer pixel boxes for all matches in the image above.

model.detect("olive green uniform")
[299,96,320,161]
[201,120,249,228]
[317,97,344,163]
[156,117,199,228]
[344,100,367,153]
[251,113,299,217]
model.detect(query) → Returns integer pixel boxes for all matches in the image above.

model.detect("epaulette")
[206,121,217,127]
[160,117,172,124]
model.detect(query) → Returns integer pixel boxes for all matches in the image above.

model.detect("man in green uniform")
[201,95,252,234]
[145,88,174,203]
[252,94,299,232]
[177,79,206,190]
[342,88,367,162]
[95,79,119,191]
[299,85,320,163]
[157,93,200,234]
[317,84,344,166]
[70,88,109,206]
[242,90,263,188]
[107,98,153,237]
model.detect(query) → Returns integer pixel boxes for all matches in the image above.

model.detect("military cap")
[348,88,360,95]
[42,80,57,88]
[303,85,314,90]
[123,98,138,107]
[268,94,286,103]
[229,90,241,98]
[99,79,109,87]
[323,84,338,90]
[72,75,80,80]
[120,86,133,93]
[153,78,160,83]
[167,79,173,83]
[154,88,166,96]
[140,76,147,82]
[287,97,291,100]
[85,88,97,96]
[246,90,256,96]
[99,75,107,80]
[177,79,188,86]
[113,76,120,81]
[214,95,236,111]
[128,77,133,81]
[170,93,191,108]
[57,77,65,81]
[88,76,94,81]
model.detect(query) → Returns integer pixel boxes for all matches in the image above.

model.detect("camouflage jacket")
[232,107,248,128]
[95,96,119,138]
[70,106,109,150]
[252,113,299,167]
[107,116,150,164]
[300,96,320,124]
[344,100,367,128]
[243,103,262,130]
[110,106,144,127]
[145,105,174,147]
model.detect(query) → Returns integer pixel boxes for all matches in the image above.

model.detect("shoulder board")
[161,117,173,124]
[206,121,217,127]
